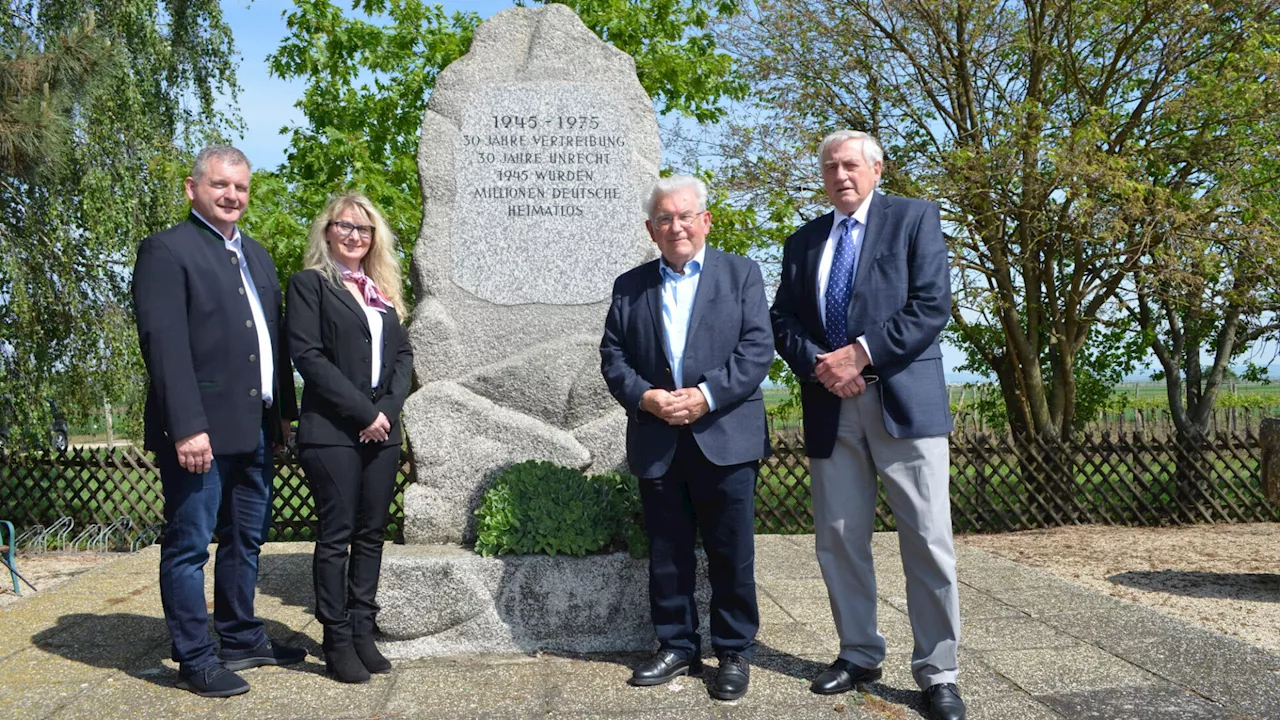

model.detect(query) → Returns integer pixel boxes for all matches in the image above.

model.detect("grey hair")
[817,130,884,167]
[191,145,251,181]
[643,175,708,219]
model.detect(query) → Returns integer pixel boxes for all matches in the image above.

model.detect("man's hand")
[665,387,711,426]
[175,431,213,474]
[641,388,681,422]
[815,343,871,398]
[359,412,391,444]
[275,420,293,455]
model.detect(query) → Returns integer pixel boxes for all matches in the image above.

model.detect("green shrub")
[473,460,647,558]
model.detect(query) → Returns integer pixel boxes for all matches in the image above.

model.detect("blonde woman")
[285,193,412,683]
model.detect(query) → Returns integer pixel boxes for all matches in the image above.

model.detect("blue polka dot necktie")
[824,217,858,349]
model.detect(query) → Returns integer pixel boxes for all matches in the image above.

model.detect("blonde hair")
[303,192,406,315]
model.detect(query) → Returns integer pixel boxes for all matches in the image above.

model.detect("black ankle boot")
[325,644,371,683]
[323,628,370,684]
[353,634,391,674]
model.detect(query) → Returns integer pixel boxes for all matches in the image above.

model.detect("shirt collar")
[190,208,241,248]
[659,243,707,280]
[831,191,875,233]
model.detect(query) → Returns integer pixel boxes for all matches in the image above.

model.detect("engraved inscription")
[452,84,643,306]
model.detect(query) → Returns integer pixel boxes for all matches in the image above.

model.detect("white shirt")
[364,304,383,388]
[815,193,875,364]
[658,244,717,411]
[192,210,275,406]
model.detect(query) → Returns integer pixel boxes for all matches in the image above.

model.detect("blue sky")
[224,0,515,170]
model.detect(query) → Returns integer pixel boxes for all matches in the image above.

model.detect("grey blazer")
[600,247,773,478]
[771,193,954,456]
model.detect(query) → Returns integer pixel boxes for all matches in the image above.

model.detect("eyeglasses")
[652,211,707,229]
[328,220,374,239]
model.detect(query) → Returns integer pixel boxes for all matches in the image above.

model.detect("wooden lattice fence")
[2,430,1277,541]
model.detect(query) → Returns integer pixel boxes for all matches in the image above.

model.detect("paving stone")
[211,663,392,719]
[383,658,550,718]
[975,643,1163,695]
[1034,684,1238,720]
[965,692,1066,720]
[958,583,1028,620]
[960,616,1080,652]
[541,654,706,713]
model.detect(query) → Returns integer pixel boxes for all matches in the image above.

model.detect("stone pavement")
[2,534,1277,720]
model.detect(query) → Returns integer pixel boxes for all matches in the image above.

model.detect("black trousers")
[298,442,400,643]
[640,430,760,660]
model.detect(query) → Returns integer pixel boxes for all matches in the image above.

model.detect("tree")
[243,0,747,295]
[1127,158,1280,440]
[715,0,1280,439]
[0,0,239,447]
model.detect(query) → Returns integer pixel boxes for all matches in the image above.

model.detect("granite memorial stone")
[402,4,660,544]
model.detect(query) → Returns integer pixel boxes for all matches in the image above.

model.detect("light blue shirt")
[658,245,717,411]
[192,210,275,407]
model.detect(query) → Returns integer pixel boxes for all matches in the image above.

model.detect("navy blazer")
[771,193,953,457]
[600,247,773,478]
[286,269,413,447]
[132,215,298,455]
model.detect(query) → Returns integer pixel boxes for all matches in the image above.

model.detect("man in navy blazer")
[600,176,772,701]
[771,131,965,720]
[132,146,304,698]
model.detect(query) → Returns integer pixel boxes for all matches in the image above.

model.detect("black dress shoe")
[221,639,307,671]
[809,658,883,695]
[925,683,966,720]
[176,665,250,697]
[710,652,750,701]
[629,650,704,686]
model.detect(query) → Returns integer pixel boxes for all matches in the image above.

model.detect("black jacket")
[285,269,413,447]
[132,215,297,454]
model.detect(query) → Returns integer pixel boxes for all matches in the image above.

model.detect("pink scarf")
[341,269,390,313]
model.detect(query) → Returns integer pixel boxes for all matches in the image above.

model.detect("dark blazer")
[600,247,773,478]
[132,214,297,455]
[771,192,953,457]
[285,269,413,447]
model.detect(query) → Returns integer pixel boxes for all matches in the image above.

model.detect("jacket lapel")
[644,260,666,359]
[805,213,834,325]
[684,247,717,343]
[850,193,887,296]
[330,275,372,338]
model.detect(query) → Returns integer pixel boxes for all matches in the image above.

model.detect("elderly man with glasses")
[600,175,773,701]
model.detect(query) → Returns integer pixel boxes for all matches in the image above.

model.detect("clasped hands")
[360,412,391,443]
[815,342,871,399]
[641,387,710,426]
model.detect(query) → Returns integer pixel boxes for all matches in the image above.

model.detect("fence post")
[1261,418,1280,506]
[104,399,114,449]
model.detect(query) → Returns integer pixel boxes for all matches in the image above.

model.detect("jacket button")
[249,354,256,363]
[238,287,245,296]
[249,388,259,397]
[246,320,253,328]
[230,256,238,265]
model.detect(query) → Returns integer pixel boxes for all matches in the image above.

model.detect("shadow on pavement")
[32,613,318,688]
[1108,570,1280,602]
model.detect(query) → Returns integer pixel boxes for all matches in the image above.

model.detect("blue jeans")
[156,424,272,675]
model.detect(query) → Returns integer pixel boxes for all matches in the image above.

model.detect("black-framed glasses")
[328,220,374,239]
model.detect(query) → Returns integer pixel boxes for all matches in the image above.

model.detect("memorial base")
[375,543,709,658]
